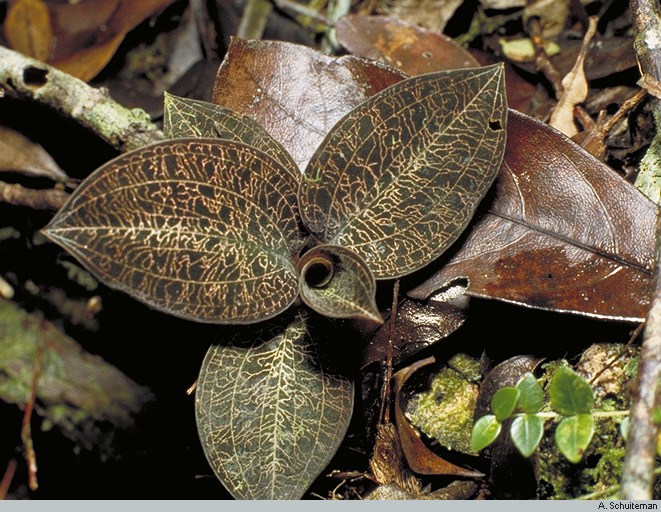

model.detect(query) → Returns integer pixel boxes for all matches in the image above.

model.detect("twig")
[528,17,594,129]
[581,89,647,159]
[0,180,69,211]
[379,279,400,424]
[21,319,45,491]
[590,323,643,386]
[237,0,273,40]
[0,459,17,499]
[0,46,163,152]
[621,0,661,499]
[271,0,333,26]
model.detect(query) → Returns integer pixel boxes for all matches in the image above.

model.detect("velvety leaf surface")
[335,15,479,76]
[42,139,304,324]
[211,38,407,170]
[299,64,507,279]
[335,15,534,114]
[163,92,299,178]
[298,244,381,323]
[409,110,657,321]
[195,312,353,499]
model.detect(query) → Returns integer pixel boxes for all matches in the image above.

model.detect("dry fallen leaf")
[4,0,52,62]
[336,15,479,76]
[0,125,68,181]
[3,0,177,82]
[212,38,407,170]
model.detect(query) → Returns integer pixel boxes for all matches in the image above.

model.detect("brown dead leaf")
[0,125,68,181]
[50,0,176,81]
[3,0,177,82]
[359,285,469,369]
[4,0,52,62]
[212,38,407,170]
[336,15,479,76]
[375,0,463,34]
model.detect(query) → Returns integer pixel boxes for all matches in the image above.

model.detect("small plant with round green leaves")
[471,367,630,463]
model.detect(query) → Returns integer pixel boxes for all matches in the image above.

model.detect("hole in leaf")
[488,119,502,131]
[23,66,48,86]
[303,257,334,289]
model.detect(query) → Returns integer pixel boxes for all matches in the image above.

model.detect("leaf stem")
[512,410,629,419]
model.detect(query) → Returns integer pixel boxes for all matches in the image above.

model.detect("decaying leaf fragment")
[409,110,657,321]
[195,312,353,499]
[2,0,177,81]
[548,17,597,137]
[4,0,52,62]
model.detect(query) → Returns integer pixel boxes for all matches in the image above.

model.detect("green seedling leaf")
[195,312,353,499]
[516,372,544,414]
[163,92,299,179]
[42,139,305,324]
[471,414,502,452]
[298,244,382,323]
[298,64,507,279]
[555,413,594,463]
[491,387,520,422]
[510,414,543,457]
[549,366,594,416]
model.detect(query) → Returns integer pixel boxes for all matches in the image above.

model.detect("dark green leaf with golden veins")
[195,312,353,499]
[299,64,507,279]
[163,92,299,179]
[43,139,305,324]
[298,244,382,323]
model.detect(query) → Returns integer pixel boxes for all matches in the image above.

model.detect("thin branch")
[21,320,45,492]
[0,459,17,500]
[621,0,661,500]
[0,181,69,211]
[0,46,163,152]
[379,279,400,424]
